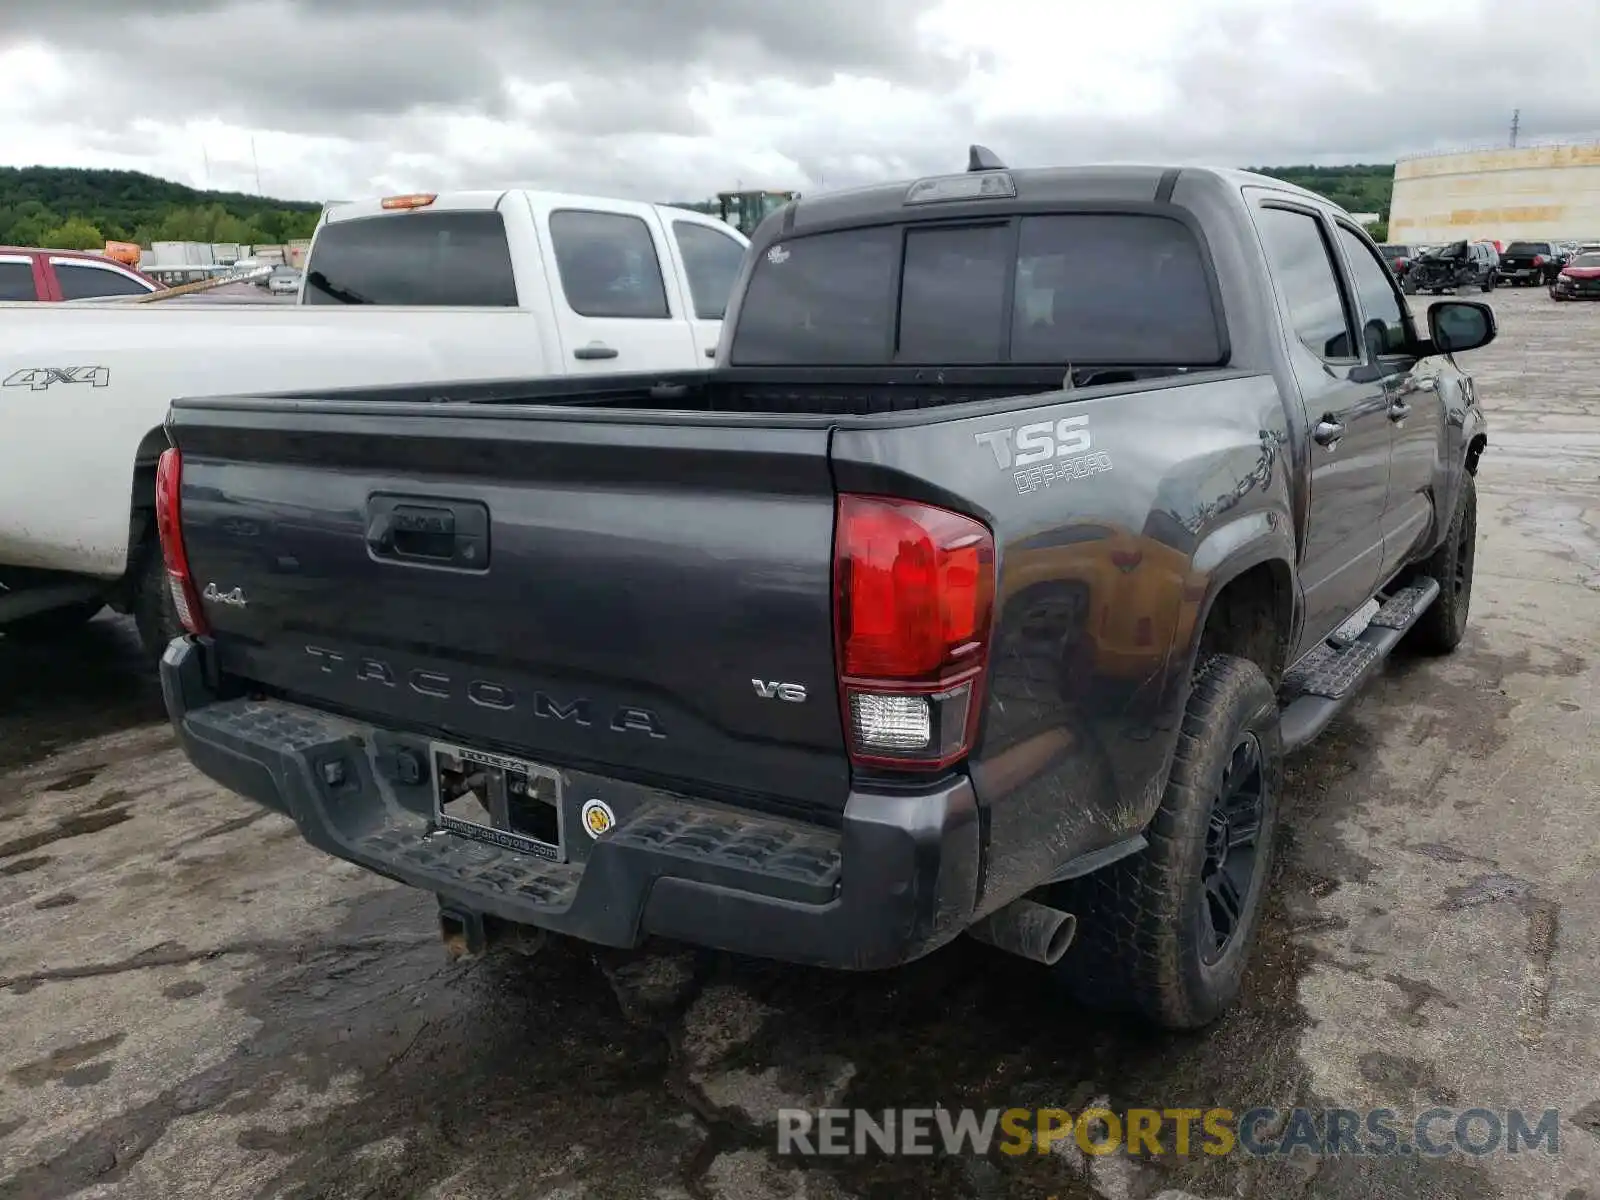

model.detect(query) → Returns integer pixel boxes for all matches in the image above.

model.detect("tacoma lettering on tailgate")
[303,646,667,738]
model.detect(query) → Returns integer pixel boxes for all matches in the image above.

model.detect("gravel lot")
[1,285,1597,1200]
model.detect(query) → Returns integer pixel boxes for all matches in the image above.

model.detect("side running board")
[1278,578,1441,753]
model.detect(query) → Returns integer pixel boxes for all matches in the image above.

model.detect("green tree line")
[0,166,322,250]
[672,164,1396,227]
[1244,164,1394,217]
[2,161,1397,255]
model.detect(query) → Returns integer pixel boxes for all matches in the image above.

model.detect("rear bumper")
[161,638,982,970]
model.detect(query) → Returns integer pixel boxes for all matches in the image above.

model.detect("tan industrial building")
[1389,143,1600,244]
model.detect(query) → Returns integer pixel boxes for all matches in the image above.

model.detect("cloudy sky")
[2,0,1597,203]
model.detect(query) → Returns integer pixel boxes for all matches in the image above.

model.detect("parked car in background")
[0,246,162,301]
[0,188,752,653]
[1378,243,1417,280]
[266,265,301,296]
[1498,240,1567,287]
[1402,240,1498,294]
[1551,250,1600,301]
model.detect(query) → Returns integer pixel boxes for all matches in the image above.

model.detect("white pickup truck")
[0,188,752,655]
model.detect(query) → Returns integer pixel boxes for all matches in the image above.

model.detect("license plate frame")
[429,740,565,861]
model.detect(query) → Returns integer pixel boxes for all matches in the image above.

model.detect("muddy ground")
[1,285,1597,1200]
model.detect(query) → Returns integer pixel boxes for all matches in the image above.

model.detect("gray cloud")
[2,0,1598,204]
[979,0,1600,172]
[534,77,711,140]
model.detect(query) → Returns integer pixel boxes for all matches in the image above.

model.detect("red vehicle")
[0,246,162,302]
[1378,243,1417,279]
[1550,250,1600,300]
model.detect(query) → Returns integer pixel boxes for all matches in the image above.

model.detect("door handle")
[705,346,716,358]
[1388,401,1412,422]
[574,343,618,361]
[1312,418,1345,448]
[366,497,489,570]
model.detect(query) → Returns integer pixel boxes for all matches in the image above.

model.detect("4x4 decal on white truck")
[3,366,111,390]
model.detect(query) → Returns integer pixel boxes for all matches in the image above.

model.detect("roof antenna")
[968,144,1006,172]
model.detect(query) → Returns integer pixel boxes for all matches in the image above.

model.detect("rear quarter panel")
[831,371,1297,915]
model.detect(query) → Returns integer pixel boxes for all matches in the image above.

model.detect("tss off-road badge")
[973,415,1115,495]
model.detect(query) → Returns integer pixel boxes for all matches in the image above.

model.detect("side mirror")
[1428,300,1497,355]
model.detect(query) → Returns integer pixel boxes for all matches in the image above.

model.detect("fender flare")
[1179,509,1299,682]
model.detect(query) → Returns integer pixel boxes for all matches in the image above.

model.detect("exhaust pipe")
[966,899,1077,966]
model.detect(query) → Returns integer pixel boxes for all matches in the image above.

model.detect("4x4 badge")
[203,583,247,608]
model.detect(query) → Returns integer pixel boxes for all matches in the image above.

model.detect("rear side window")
[0,262,35,301]
[303,211,518,306]
[54,264,152,300]
[1254,207,1354,360]
[673,221,746,320]
[732,227,899,364]
[550,210,670,319]
[731,214,1223,366]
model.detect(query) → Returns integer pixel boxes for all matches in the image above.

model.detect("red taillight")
[1533,254,1545,266]
[155,447,209,637]
[833,495,995,770]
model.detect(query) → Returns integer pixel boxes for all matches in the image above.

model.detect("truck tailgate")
[168,402,849,812]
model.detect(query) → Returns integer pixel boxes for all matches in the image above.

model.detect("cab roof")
[765,159,1339,237]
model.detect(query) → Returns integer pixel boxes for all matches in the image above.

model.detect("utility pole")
[1510,109,1521,148]
[202,145,211,186]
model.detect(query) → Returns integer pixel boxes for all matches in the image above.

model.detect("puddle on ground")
[0,807,132,862]
[9,1033,127,1089]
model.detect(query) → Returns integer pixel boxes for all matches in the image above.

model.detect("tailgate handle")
[366,497,489,570]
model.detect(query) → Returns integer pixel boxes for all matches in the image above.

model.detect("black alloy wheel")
[1198,733,1267,965]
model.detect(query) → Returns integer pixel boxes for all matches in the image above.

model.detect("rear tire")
[1403,473,1476,655]
[133,541,182,662]
[3,598,104,641]
[1053,655,1282,1030]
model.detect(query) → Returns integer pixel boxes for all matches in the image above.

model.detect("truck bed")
[165,361,1268,829]
[195,364,1233,419]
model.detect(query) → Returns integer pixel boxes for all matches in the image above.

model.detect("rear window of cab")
[730,213,1225,368]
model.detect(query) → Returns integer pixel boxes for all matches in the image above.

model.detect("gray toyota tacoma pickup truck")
[156,150,1493,1029]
